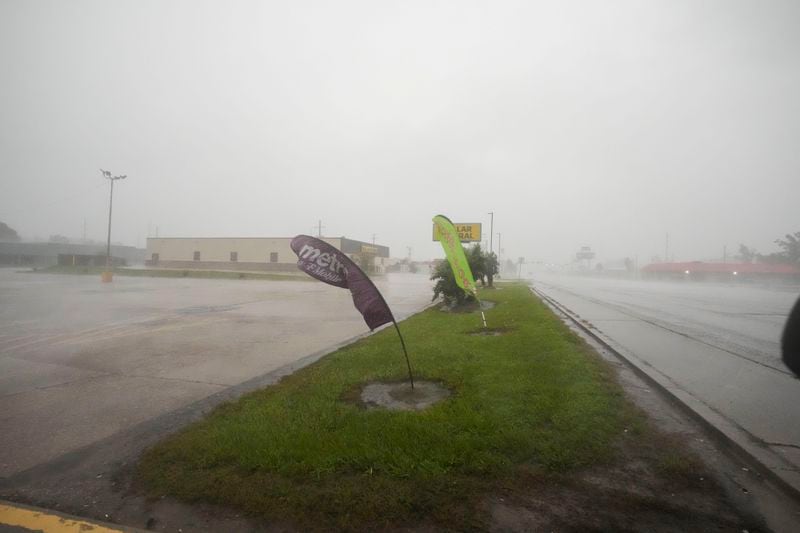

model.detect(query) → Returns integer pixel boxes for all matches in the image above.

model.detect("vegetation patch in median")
[135,283,762,532]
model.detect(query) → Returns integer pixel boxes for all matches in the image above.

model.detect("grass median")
[135,283,757,531]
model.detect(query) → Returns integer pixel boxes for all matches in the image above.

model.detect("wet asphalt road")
[532,273,800,474]
[0,269,433,479]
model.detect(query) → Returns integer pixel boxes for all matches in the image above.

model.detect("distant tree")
[0,221,20,241]
[736,244,757,263]
[467,243,486,286]
[759,252,784,264]
[775,232,800,264]
[49,234,70,244]
[624,257,634,272]
[484,251,499,287]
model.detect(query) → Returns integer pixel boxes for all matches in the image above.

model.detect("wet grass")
[30,265,308,281]
[136,283,635,530]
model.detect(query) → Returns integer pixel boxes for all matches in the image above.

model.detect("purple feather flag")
[290,235,415,388]
[290,235,393,330]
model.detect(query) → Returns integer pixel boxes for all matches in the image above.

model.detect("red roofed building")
[641,261,800,281]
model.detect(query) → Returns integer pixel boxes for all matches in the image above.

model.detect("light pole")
[488,211,494,254]
[100,169,126,282]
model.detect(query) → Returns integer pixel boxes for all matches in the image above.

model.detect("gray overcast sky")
[1,0,798,264]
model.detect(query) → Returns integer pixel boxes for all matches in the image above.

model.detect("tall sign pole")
[100,169,126,282]
[488,211,494,254]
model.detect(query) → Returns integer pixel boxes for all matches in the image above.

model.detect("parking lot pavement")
[0,269,433,478]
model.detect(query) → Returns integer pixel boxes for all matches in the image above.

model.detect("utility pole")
[407,246,412,261]
[372,233,377,245]
[314,220,325,237]
[100,169,126,282]
[497,233,502,258]
[488,211,494,254]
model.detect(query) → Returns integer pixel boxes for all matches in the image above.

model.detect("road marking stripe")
[0,502,124,532]
[0,314,185,353]
[55,317,229,345]
[0,310,232,353]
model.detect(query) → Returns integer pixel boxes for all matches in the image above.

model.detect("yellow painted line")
[0,501,126,532]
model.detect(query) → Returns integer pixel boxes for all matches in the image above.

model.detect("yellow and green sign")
[432,215,477,295]
[432,222,481,243]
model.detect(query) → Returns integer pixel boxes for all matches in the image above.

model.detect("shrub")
[431,244,486,305]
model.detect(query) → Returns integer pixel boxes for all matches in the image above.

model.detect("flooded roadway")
[532,273,800,488]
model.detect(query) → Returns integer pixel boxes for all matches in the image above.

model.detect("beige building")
[146,237,390,273]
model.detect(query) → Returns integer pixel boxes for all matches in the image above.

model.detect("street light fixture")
[100,169,126,282]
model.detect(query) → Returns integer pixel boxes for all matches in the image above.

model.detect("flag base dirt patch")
[357,381,452,411]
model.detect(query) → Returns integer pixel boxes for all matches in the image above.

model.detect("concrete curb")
[530,285,800,505]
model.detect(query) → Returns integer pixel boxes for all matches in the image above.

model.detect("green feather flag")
[433,215,487,327]
[432,214,477,295]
